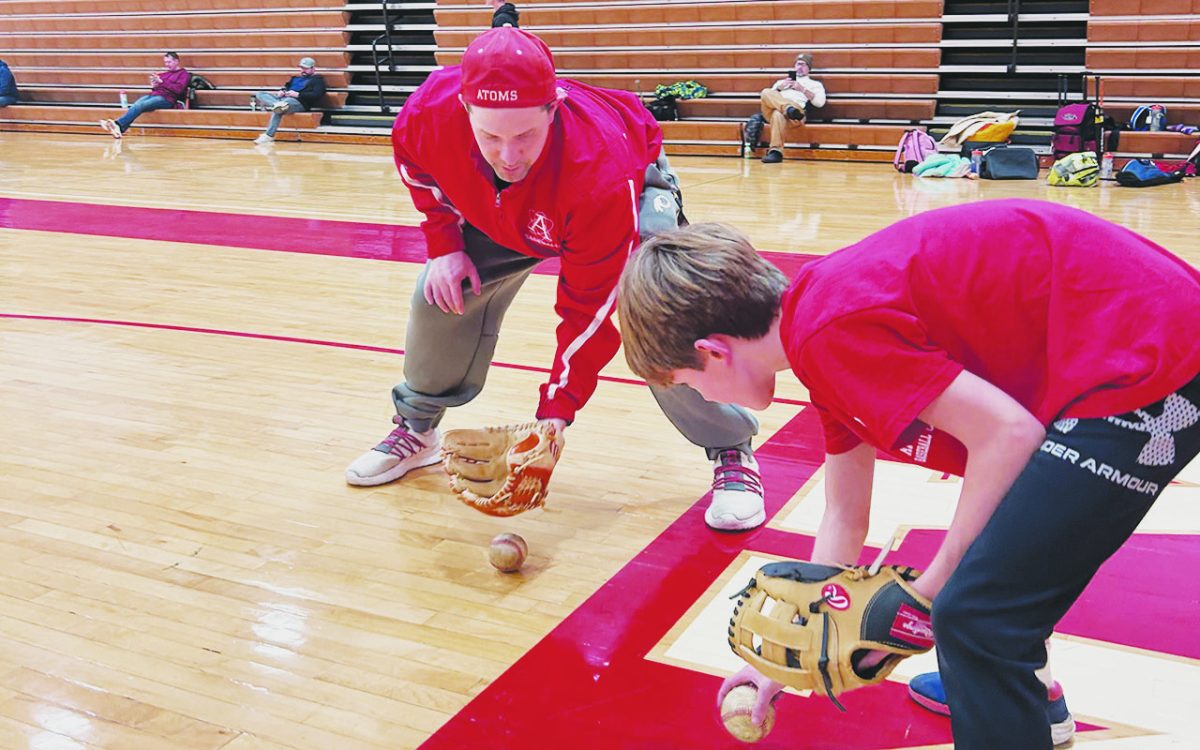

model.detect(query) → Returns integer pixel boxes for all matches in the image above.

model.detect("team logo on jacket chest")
[525,210,558,249]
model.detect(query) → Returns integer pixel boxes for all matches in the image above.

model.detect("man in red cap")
[345,26,768,531]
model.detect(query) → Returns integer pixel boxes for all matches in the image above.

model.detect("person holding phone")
[743,53,827,164]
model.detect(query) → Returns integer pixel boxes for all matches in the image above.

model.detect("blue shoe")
[908,672,1076,746]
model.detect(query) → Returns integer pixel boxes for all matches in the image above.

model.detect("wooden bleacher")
[0,0,349,141]
[433,0,945,160]
[2,0,1196,161]
[1088,0,1200,158]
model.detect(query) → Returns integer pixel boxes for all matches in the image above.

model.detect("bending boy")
[617,201,1200,750]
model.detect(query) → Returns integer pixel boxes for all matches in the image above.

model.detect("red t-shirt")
[780,199,1200,475]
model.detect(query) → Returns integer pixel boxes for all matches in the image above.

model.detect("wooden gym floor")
[1,132,1198,750]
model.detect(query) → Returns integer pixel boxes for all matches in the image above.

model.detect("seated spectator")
[0,58,18,107]
[253,57,327,145]
[491,0,519,27]
[100,52,190,139]
[743,53,827,164]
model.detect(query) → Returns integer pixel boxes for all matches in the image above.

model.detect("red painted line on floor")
[0,313,812,408]
[420,408,960,749]
[0,196,430,264]
[1,313,405,355]
[0,196,821,278]
[421,402,1197,747]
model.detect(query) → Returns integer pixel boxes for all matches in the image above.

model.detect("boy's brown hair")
[618,223,789,385]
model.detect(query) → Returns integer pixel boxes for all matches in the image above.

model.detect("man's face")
[465,101,556,183]
[163,55,179,71]
[300,65,315,76]
[794,58,811,77]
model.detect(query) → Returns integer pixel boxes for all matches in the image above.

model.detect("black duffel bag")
[980,146,1039,180]
[645,95,678,122]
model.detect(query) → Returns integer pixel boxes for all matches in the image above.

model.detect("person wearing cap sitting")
[344,26,770,533]
[253,57,327,144]
[743,52,826,164]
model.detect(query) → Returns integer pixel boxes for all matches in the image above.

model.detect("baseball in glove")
[441,421,564,517]
[728,560,933,710]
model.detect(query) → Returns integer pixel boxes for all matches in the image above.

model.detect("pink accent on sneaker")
[376,415,427,457]
[907,687,951,717]
[1046,681,1064,702]
[712,449,763,496]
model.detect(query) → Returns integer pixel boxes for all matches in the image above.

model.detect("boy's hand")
[717,665,783,726]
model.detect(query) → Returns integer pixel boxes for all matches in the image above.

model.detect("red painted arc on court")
[0,314,812,408]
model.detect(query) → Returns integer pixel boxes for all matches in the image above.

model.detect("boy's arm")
[719,442,872,726]
[910,369,1045,601]
[812,440,875,565]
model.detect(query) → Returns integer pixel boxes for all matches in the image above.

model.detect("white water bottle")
[1149,105,1165,132]
[1100,152,1114,180]
[119,90,129,109]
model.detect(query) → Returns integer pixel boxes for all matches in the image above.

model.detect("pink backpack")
[894,129,937,173]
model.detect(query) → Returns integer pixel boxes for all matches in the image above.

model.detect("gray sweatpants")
[391,154,758,457]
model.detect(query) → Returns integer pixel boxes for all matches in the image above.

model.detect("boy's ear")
[694,337,732,362]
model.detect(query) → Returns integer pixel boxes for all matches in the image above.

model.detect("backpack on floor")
[1152,159,1197,178]
[894,129,937,173]
[1116,158,1185,188]
[1048,151,1100,187]
[979,146,1039,180]
[1052,103,1098,160]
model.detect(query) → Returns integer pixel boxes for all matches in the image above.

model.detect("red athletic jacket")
[392,66,663,423]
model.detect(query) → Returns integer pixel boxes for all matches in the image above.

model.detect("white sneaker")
[99,119,122,139]
[345,416,442,486]
[271,100,291,113]
[705,449,766,531]
[254,134,274,145]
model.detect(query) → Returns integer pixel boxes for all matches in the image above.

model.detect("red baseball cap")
[461,26,557,109]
